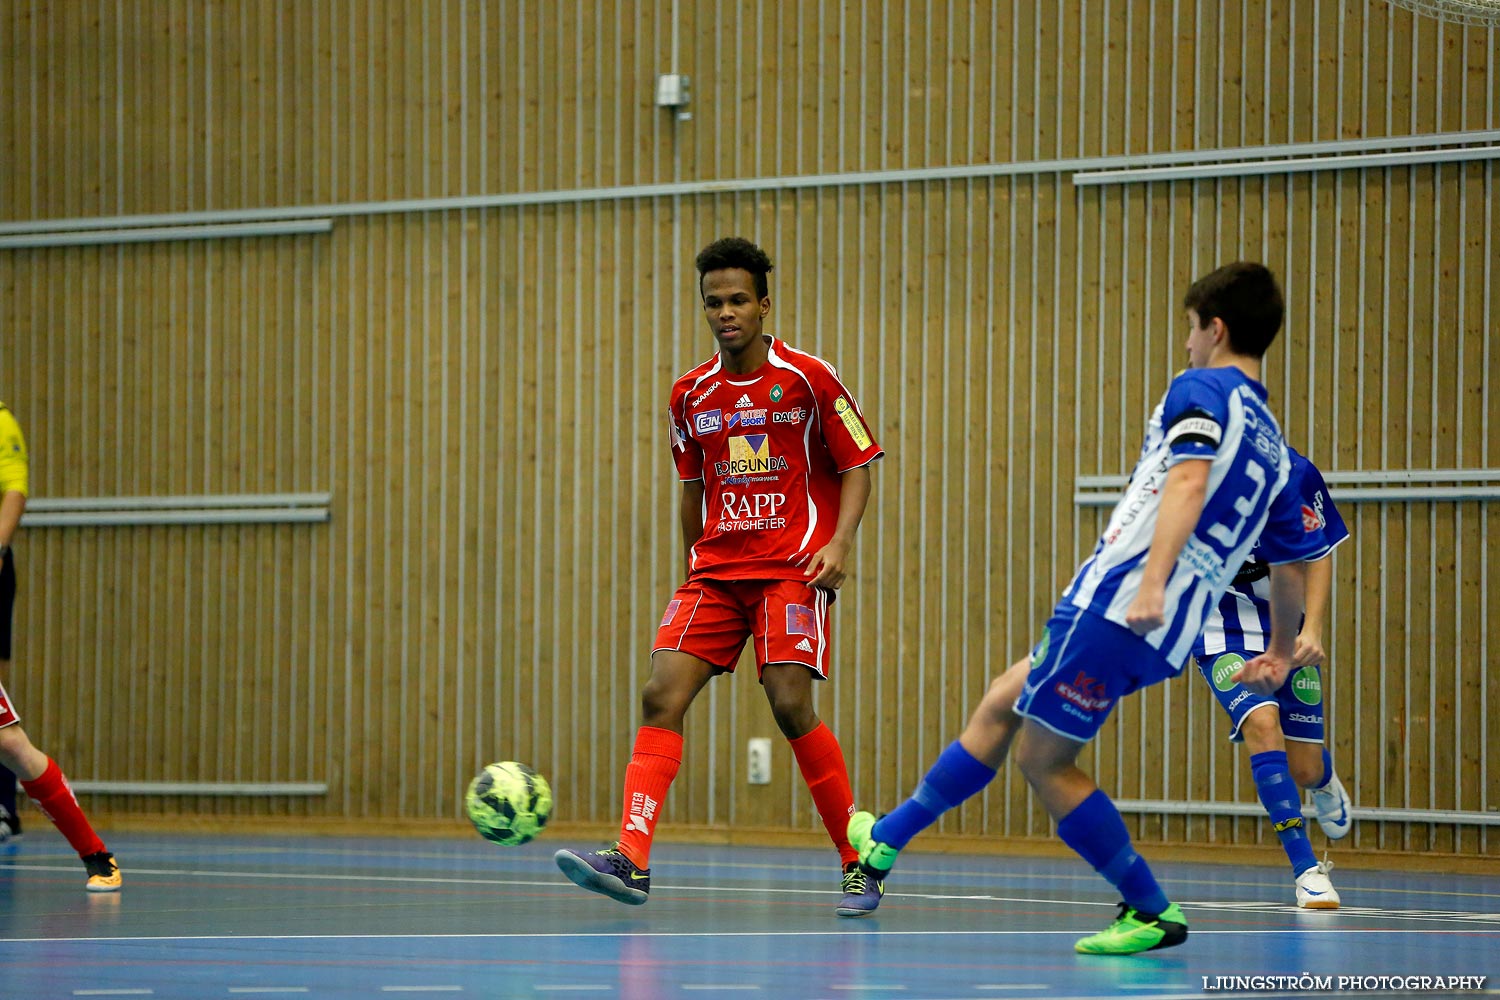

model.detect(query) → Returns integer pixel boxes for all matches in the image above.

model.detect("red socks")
[615,727,683,870]
[789,722,858,865]
[20,758,106,858]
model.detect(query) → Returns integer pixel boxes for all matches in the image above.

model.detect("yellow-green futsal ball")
[465,761,553,846]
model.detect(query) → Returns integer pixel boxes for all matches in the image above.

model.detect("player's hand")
[1231,651,1293,695]
[1292,631,1326,667]
[805,537,852,589]
[1124,587,1166,635]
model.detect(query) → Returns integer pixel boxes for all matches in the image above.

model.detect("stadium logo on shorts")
[1291,666,1322,705]
[1212,653,1247,692]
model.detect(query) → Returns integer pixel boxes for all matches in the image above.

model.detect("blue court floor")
[1,831,1496,999]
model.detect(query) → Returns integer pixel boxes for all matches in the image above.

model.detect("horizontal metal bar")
[68,781,329,796]
[1072,144,1500,185]
[25,508,330,527]
[28,492,332,512]
[1113,799,1500,827]
[1075,485,1500,507]
[0,219,333,249]
[1077,469,1500,490]
[0,131,1493,235]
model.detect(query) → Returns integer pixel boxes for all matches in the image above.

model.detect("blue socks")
[1057,789,1171,915]
[1251,750,1318,875]
[871,741,997,850]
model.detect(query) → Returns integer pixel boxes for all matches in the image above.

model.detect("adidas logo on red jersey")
[735,394,755,408]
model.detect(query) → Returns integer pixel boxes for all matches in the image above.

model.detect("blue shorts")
[1014,601,1177,743]
[1195,652,1326,743]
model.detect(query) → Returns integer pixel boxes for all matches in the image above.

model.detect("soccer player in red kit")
[555,237,885,916]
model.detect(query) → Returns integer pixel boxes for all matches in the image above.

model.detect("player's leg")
[0,562,21,844]
[1015,721,1185,954]
[0,715,120,891]
[1278,665,1351,839]
[1012,609,1185,954]
[555,579,745,904]
[1237,707,1333,901]
[754,582,874,914]
[759,659,882,915]
[848,656,1025,879]
[553,648,716,904]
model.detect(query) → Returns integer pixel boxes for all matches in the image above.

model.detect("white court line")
[973,988,1050,992]
[379,989,463,994]
[73,993,154,997]
[680,988,762,993]
[228,991,311,995]
[1119,986,1185,991]
[828,987,907,992]
[10,847,1496,903]
[3,926,1493,946]
[532,988,611,993]
[4,860,1497,916]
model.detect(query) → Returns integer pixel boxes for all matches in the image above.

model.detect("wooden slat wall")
[0,0,1495,857]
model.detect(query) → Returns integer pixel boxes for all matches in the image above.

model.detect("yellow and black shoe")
[83,851,122,893]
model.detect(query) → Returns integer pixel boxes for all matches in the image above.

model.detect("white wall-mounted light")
[656,73,691,122]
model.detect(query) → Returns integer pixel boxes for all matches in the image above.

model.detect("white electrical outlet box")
[747,737,772,785]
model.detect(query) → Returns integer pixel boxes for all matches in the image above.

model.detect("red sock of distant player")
[789,722,859,865]
[20,758,106,857]
[615,727,683,870]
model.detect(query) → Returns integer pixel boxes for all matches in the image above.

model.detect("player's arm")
[678,480,706,579]
[0,490,23,552]
[805,464,872,590]
[0,409,28,554]
[1233,560,1307,694]
[1292,554,1334,667]
[1124,458,1210,635]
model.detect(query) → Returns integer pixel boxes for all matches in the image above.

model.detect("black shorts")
[0,548,14,661]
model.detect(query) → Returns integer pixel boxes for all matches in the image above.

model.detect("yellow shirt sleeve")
[0,405,30,497]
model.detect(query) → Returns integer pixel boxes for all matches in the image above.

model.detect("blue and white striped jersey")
[1062,367,1328,673]
[1193,449,1349,658]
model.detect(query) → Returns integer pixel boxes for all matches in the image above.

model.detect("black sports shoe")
[0,804,21,848]
[554,845,650,905]
[836,861,884,917]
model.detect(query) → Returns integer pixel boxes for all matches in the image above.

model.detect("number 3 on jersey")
[1207,459,1267,549]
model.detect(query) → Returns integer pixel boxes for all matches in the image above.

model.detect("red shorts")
[653,578,834,679]
[0,677,18,728]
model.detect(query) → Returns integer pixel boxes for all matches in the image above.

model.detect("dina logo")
[1291,666,1322,705]
[1212,653,1246,692]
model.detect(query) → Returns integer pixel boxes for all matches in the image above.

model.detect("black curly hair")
[695,237,774,300]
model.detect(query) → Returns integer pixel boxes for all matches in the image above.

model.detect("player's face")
[1185,308,1219,368]
[701,268,769,355]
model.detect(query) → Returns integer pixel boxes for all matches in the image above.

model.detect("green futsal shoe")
[1074,902,1188,955]
[847,811,901,875]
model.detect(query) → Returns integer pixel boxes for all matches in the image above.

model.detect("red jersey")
[668,337,883,581]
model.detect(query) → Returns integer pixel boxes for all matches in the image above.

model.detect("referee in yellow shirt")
[0,402,122,889]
